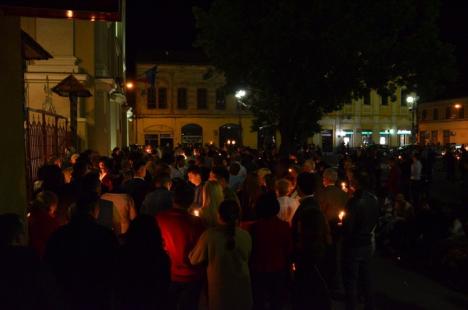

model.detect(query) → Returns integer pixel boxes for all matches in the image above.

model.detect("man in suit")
[291,172,331,310]
[122,159,150,213]
[316,168,349,295]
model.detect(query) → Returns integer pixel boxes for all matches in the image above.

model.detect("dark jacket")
[291,196,331,267]
[122,177,150,213]
[141,187,173,216]
[316,185,348,223]
[342,190,379,248]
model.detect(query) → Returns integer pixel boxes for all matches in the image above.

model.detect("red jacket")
[156,209,206,282]
[249,217,292,273]
[28,209,60,257]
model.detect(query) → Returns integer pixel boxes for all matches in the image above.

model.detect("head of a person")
[210,167,230,187]
[173,181,195,209]
[125,214,164,250]
[175,155,185,167]
[350,169,370,192]
[38,164,65,193]
[257,168,272,186]
[322,168,338,187]
[70,153,80,165]
[98,157,112,174]
[218,199,241,250]
[133,159,147,178]
[229,162,241,176]
[32,191,59,217]
[81,172,102,196]
[153,172,172,190]
[296,172,318,197]
[73,191,100,220]
[276,178,292,197]
[187,166,202,186]
[202,180,224,210]
[303,159,316,173]
[256,192,280,219]
[0,213,25,247]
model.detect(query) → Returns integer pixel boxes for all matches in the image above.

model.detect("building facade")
[312,89,413,151]
[21,15,127,155]
[131,61,256,148]
[418,97,467,145]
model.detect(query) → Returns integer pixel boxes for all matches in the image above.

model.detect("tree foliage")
[194,0,455,153]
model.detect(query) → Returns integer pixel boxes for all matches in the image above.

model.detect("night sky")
[126,0,468,99]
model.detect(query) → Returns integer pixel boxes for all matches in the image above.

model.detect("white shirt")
[277,196,300,224]
[410,160,422,180]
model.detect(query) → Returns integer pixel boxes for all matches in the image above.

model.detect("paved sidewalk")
[333,256,468,310]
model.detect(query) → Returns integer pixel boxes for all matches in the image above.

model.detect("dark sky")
[127,0,467,98]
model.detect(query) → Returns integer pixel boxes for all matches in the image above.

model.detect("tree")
[194,0,455,154]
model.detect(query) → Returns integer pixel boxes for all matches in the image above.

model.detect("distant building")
[418,97,467,145]
[131,52,256,148]
[314,89,413,151]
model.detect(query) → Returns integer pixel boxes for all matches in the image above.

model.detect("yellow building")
[132,55,256,148]
[21,15,127,155]
[314,89,413,151]
[418,97,467,145]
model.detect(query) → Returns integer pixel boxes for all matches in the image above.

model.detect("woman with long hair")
[189,200,252,310]
[201,180,224,227]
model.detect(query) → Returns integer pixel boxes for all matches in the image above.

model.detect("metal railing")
[24,108,69,195]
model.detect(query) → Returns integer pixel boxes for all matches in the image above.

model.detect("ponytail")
[218,199,241,251]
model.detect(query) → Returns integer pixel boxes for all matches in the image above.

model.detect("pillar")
[0,16,28,216]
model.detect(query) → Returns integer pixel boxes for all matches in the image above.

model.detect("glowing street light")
[235,89,246,99]
[406,92,418,144]
[66,10,74,18]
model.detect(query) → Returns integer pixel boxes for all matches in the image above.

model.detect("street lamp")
[406,93,418,144]
[235,89,247,146]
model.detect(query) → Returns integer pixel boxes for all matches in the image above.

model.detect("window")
[177,88,187,109]
[197,88,208,109]
[216,88,226,109]
[445,107,451,119]
[422,109,427,120]
[433,108,439,120]
[147,86,156,109]
[381,96,388,106]
[363,92,371,105]
[158,88,167,109]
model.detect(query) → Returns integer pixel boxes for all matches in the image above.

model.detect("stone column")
[0,16,28,216]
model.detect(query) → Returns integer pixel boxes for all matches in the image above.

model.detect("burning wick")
[288,168,293,173]
[193,209,200,217]
[338,210,346,226]
[398,155,402,160]
[341,182,347,192]
[291,263,296,272]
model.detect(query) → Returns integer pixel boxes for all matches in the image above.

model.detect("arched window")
[181,124,203,146]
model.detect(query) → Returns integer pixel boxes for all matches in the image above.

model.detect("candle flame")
[193,209,200,217]
[339,211,346,221]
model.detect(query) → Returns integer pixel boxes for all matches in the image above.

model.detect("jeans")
[342,246,374,310]
[169,281,203,310]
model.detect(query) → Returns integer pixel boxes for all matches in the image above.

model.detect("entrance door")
[219,124,241,146]
[144,134,159,147]
[160,133,174,149]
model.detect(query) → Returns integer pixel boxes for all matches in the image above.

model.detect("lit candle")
[193,209,200,217]
[341,182,347,192]
[288,168,293,173]
[338,210,346,226]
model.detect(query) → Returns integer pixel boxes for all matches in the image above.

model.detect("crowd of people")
[0,142,466,309]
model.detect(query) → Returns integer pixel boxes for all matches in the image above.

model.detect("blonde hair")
[276,178,292,197]
[201,180,225,226]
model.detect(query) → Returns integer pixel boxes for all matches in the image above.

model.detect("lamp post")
[406,93,418,144]
[235,89,246,146]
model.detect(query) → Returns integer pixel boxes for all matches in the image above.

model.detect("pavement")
[331,255,468,310]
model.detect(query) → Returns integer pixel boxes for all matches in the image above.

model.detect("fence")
[24,108,69,195]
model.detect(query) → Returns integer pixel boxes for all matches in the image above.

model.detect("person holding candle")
[156,181,206,310]
[189,199,253,310]
[341,169,379,310]
[316,168,349,295]
[291,172,332,310]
